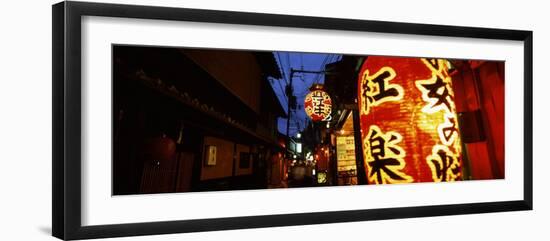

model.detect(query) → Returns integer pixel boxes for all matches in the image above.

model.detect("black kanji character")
[360,67,403,115]
[364,126,412,184]
[427,146,461,182]
[419,75,453,112]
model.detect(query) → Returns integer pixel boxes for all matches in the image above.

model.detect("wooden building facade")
[112,46,286,195]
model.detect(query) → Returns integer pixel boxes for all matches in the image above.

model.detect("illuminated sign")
[304,86,332,122]
[336,136,356,172]
[205,145,217,166]
[317,172,327,184]
[357,57,463,184]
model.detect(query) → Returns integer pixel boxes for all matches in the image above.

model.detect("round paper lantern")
[304,86,332,122]
[357,56,463,184]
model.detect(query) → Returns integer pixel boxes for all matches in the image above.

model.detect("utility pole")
[285,68,295,146]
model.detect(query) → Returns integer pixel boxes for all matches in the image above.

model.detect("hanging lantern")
[357,56,463,184]
[304,84,332,122]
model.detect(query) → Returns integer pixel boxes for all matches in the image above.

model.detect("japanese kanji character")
[363,125,413,184]
[415,71,455,114]
[360,67,404,115]
[311,91,330,116]
[426,145,461,182]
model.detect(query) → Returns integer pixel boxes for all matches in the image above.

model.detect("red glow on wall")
[451,61,505,179]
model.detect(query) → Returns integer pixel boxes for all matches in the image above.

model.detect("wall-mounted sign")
[304,85,332,122]
[205,145,217,166]
[357,57,463,184]
[336,136,356,171]
[317,171,327,184]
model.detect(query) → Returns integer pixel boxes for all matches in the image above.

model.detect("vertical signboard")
[336,136,356,171]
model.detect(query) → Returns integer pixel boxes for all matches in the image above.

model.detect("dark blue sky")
[270,51,342,136]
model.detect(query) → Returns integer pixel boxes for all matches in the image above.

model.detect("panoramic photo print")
[112,45,505,195]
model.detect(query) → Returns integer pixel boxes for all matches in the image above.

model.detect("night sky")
[270,51,342,136]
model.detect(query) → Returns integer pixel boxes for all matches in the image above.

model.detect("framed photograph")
[52,1,533,240]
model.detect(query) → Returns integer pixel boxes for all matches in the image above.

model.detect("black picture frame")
[52,1,533,240]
